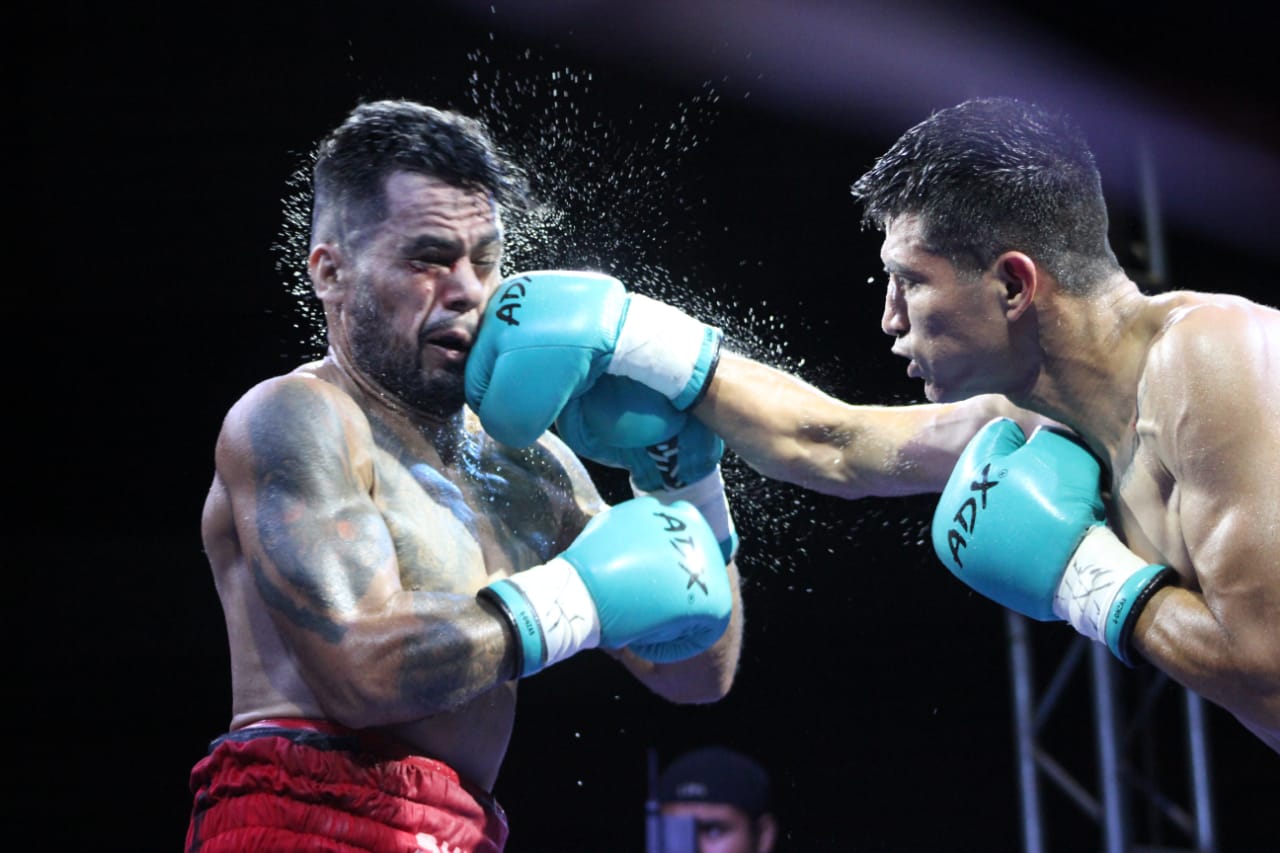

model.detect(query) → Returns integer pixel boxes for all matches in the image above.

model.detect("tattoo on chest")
[371,416,564,570]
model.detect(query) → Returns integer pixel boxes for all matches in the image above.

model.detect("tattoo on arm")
[247,383,390,639]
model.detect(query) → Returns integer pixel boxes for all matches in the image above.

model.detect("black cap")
[657,746,772,817]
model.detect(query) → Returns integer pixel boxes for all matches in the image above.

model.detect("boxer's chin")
[413,370,467,417]
[375,364,467,419]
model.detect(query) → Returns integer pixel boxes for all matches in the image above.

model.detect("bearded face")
[345,273,468,419]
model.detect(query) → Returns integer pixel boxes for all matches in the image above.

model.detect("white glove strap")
[632,467,737,561]
[1052,524,1151,644]
[502,558,602,668]
[608,293,709,401]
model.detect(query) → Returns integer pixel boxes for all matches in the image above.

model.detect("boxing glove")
[931,418,1173,666]
[465,270,722,448]
[557,375,739,562]
[479,496,732,678]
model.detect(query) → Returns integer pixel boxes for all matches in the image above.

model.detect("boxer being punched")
[186,100,744,852]
[466,98,1280,753]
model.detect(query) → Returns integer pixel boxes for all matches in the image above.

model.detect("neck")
[322,346,470,458]
[1012,275,1153,462]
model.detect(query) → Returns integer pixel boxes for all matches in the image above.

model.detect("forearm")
[300,592,516,728]
[1134,584,1280,746]
[696,352,1039,499]
[693,352,874,496]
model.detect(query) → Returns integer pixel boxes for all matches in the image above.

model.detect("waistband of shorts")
[213,717,500,814]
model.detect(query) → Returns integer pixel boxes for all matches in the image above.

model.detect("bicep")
[1167,338,1274,604]
[1156,310,1280,672]
[218,380,402,643]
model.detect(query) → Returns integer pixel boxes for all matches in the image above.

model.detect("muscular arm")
[1131,303,1280,746]
[211,376,514,728]
[694,351,1055,499]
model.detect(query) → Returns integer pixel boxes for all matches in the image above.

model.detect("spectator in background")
[654,746,778,853]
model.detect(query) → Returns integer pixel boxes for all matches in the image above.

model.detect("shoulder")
[1152,292,1278,363]
[217,370,372,473]
[1146,293,1279,399]
[226,371,360,433]
[1141,292,1280,464]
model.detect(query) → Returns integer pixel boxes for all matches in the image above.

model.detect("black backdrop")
[16,2,1279,850]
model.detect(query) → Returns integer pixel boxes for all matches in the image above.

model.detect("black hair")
[851,96,1120,293]
[310,99,529,250]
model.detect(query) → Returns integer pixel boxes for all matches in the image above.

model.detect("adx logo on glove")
[929,417,1173,665]
[479,495,732,675]
[490,276,528,326]
[942,462,1003,569]
[653,507,713,598]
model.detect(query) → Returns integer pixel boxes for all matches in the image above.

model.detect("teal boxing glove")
[557,374,739,562]
[478,495,732,678]
[931,418,1173,666]
[465,270,723,448]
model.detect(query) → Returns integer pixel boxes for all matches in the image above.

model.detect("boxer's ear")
[309,243,348,303]
[993,251,1038,320]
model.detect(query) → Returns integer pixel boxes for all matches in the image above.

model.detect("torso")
[202,360,596,789]
[1095,290,1280,749]
[1104,291,1255,586]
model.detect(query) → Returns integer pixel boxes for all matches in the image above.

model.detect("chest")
[1110,417,1194,582]
[368,441,567,594]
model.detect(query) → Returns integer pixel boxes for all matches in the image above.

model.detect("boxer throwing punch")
[466,97,1280,752]
[186,100,744,852]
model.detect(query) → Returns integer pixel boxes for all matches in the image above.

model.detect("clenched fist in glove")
[465,270,722,448]
[931,417,1172,666]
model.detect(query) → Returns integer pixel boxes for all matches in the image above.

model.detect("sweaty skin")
[1108,296,1280,752]
[202,174,743,791]
[692,213,1280,752]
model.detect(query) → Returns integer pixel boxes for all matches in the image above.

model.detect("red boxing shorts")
[186,718,509,852]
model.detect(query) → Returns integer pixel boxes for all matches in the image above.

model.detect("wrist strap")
[478,558,601,678]
[1104,563,1174,667]
[608,294,722,410]
[1053,524,1171,666]
[633,467,738,562]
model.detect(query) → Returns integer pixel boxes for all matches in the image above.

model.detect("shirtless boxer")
[466,97,1279,752]
[185,100,744,852]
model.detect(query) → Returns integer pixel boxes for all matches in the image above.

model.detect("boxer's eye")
[410,256,453,273]
[890,272,921,291]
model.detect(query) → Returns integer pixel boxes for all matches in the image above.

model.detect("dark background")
[15,1,1279,850]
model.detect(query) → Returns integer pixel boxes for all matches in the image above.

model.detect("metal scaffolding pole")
[1004,614,1217,852]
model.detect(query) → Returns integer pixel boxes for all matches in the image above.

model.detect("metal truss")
[1005,612,1217,852]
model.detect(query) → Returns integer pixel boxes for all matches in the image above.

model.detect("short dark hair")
[851,97,1120,293]
[311,99,529,249]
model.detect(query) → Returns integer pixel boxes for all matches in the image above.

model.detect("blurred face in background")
[660,801,776,853]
